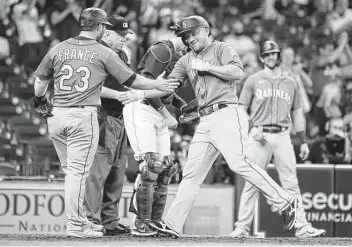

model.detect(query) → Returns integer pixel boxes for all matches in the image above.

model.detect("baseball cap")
[107,15,133,36]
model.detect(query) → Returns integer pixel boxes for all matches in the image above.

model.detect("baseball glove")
[179,99,199,124]
[33,96,53,117]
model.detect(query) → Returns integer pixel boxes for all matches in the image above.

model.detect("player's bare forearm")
[291,108,307,143]
[208,64,244,81]
[129,75,158,90]
[34,77,50,97]
[130,74,179,92]
[101,86,128,99]
[291,108,306,132]
[144,89,169,98]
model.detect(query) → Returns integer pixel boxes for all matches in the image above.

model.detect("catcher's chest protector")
[139,41,181,78]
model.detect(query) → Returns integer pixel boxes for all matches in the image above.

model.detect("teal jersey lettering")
[239,70,301,127]
[169,41,243,109]
[34,37,134,107]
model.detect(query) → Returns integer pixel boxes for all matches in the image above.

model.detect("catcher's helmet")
[79,8,113,31]
[259,40,281,66]
[173,16,210,37]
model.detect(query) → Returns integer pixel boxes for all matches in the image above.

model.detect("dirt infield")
[0,234,352,246]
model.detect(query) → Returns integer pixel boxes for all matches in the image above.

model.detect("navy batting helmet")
[173,16,210,37]
[259,40,282,66]
[79,8,113,31]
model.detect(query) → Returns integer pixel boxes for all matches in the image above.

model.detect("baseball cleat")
[229,227,250,238]
[295,225,326,238]
[148,219,180,238]
[67,227,104,238]
[105,222,131,235]
[86,221,104,232]
[131,226,158,237]
[283,197,298,231]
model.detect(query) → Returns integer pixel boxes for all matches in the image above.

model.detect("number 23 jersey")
[34,36,134,107]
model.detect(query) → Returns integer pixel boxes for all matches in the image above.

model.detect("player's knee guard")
[152,156,179,221]
[135,152,163,222]
[158,155,178,186]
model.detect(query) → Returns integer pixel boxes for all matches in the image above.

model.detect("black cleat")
[105,222,131,235]
[283,197,298,231]
[149,219,180,238]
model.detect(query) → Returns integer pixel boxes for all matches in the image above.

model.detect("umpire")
[84,15,131,235]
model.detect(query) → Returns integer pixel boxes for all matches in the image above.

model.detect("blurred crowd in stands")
[2,0,352,183]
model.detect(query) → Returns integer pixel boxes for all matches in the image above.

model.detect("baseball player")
[148,16,301,238]
[231,41,326,238]
[33,7,179,238]
[123,37,188,236]
[84,15,131,236]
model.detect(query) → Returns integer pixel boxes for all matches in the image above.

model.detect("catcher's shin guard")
[152,156,178,221]
[152,184,168,221]
[135,153,163,222]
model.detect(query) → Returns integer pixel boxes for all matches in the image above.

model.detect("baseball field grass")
[0,234,351,246]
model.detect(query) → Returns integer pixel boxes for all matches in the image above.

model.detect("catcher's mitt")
[179,99,199,124]
[33,96,53,117]
[179,111,199,124]
[181,99,198,114]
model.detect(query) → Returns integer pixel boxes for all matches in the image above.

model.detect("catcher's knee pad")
[157,155,178,186]
[152,184,168,221]
[135,152,163,222]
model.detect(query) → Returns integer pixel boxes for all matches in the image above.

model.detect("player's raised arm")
[105,52,179,92]
[190,45,244,81]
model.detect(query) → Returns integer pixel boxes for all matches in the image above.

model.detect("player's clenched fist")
[190,58,210,72]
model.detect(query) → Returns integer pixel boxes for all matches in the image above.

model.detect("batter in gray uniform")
[231,41,326,238]
[148,16,300,238]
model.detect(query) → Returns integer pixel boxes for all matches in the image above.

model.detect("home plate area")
[0,234,351,246]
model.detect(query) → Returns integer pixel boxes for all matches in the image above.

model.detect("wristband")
[296,131,307,144]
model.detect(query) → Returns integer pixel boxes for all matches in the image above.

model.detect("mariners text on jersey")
[58,49,98,64]
[255,88,291,104]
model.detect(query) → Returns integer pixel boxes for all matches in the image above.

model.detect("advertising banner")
[334,165,352,237]
[235,164,352,237]
[0,182,234,235]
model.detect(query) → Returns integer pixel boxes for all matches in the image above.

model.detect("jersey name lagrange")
[239,70,301,127]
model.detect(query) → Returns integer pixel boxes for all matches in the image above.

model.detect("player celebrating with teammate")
[124,37,187,237]
[33,7,178,238]
[148,16,301,238]
[231,41,326,238]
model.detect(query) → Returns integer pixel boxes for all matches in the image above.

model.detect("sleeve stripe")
[123,73,137,87]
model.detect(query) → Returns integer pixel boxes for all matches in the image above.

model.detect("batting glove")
[190,58,210,72]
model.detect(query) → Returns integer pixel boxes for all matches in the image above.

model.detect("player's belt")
[262,125,288,133]
[198,104,228,117]
[56,105,100,111]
